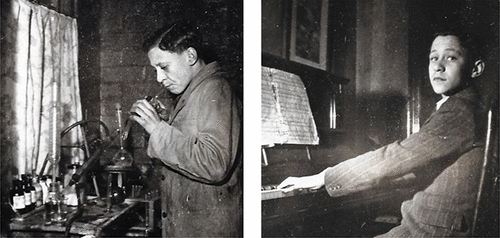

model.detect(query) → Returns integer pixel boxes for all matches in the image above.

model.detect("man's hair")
[142,20,207,61]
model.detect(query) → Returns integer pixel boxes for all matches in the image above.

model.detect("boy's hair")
[433,30,485,64]
[142,20,208,61]
[432,30,487,97]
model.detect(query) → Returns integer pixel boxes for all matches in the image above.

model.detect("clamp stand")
[104,165,133,212]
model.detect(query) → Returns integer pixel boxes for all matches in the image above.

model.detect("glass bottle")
[45,189,56,225]
[110,173,125,204]
[106,173,126,212]
[112,105,133,167]
[32,174,43,207]
[46,176,53,190]
[11,175,26,213]
[47,181,67,223]
[27,174,37,208]
[40,175,49,204]
[21,174,33,212]
[56,177,64,192]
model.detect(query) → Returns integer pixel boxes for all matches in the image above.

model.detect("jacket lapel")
[167,62,220,124]
[168,97,186,124]
[422,87,477,126]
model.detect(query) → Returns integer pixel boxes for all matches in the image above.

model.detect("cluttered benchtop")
[9,193,159,238]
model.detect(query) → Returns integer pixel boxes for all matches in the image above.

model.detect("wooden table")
[9,198,159,237]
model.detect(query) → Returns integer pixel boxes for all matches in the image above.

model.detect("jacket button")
[162,212,167,218]
[161,175,165,180]
[329,185,341,190]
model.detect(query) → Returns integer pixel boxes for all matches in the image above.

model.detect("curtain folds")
[2,0,82,177]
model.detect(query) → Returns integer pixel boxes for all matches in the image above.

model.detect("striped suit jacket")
[324,87,486,237]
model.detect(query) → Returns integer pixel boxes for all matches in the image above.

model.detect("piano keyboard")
[261,185,318,200]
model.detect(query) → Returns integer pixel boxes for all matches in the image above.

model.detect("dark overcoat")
[147,62,242,237]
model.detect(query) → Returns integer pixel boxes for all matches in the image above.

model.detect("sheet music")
[261,66,319,146]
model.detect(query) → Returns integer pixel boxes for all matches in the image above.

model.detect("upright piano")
[260,54,418,237]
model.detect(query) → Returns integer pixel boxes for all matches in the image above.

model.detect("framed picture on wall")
[289,0,329,70]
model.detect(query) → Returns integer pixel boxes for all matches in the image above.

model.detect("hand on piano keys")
[261,183,320,200]
[261,170,327,200]
[279,170,327,191]
[261,184,292,200]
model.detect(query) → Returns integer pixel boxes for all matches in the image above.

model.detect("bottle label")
[41,185,48,204]
[13,195,25,209]
[24,193,31,206]
[31,190,36,203]
[36,190,43,207]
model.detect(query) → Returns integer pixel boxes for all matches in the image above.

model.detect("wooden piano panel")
[262,175,419,237]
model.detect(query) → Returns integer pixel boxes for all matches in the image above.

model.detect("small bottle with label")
[27,174,37,208]
[21,174,33,212]
[10,175,26,214]
[32,173,43,207]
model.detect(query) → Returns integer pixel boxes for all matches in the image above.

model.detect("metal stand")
[104,165,133,213]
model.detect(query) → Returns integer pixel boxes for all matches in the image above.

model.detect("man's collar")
[176,61,220,99]
[436,86,477,110]
[436,95,449,110]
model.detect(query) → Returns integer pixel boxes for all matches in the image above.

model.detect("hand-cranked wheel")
[60,119,111,160]
[39,119,111,178]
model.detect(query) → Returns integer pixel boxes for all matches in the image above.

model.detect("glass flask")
[112,104,133,167]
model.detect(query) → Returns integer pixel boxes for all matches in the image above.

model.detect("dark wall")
[78,0,101,126]
[261,0,412,171]
[354,0,410,154]
[262,0,288,57]
[261,0,359,172]
[262,0,499,170]
[408,0,499,122]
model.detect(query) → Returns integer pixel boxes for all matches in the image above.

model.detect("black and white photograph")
[262,0,498,237]
[1,0,242,237]
[1,0,499,237]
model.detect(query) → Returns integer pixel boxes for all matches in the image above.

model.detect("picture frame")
[289,0,329,70]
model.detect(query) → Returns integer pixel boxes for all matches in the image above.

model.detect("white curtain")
[2,0,83,176]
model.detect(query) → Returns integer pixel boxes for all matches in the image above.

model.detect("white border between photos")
[243,0,262,237]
